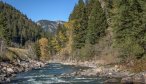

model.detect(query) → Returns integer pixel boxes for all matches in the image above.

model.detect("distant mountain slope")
[0,1,45,45]
[36,20,65,33]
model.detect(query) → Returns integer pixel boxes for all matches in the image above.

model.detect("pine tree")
[86,0,95,16]
[35,41,41,59]
[0,12,4,38]
[106,0,113,9]
[87,0,108,44]
[56,24,68,48]
[1,11,11,45]
[113,0,145,59]
[69,4,78,21]
[0,1,45,46]
[70,0,87,49]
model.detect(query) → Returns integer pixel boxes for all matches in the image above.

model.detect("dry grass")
[7,47,30,61]
[8,47,28,53]
[55,25,121,65]
[3,50,17,62]
[129,59,146,73]
[91,26,120,65]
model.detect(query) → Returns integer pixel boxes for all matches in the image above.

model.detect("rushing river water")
[8,63,108,84]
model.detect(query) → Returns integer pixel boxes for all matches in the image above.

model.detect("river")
[8,63,109,84]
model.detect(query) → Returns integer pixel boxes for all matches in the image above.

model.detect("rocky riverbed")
[2,58,146,84]
[73,66,146,83]
[0,60,46,83]
[49,60,146,84]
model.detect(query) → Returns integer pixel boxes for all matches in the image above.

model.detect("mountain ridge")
[36,20,65,33]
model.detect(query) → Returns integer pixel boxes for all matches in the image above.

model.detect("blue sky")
[3,0,78,22]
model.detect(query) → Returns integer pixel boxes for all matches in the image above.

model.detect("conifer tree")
[1,11,11,45]
[113,0,145,59]
[87,0,108,44]
[86,0,94,16]
[70,0,87,49]
[0,1,45,46]
[0,12,4,38]
[56,24,68,48]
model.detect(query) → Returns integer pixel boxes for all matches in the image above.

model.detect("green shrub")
[72,43,95,61]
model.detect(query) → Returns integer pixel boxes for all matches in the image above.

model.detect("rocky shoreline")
[49,60,146,84]
[0,60,47,83]
[2,58,146,83]
[74,66,146,83]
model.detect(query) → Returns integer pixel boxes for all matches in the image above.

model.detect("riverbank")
[0,60,46,83]
[49,59,146,83]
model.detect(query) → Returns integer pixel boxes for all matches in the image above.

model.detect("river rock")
[0,60,46,83]
[121,77,133,84]
[79,69,98,76]
[5,77,10,82]
[0,75,5,82]
[132,74,144,84]
[35,62,42,68]
[1,67,7,73]
[40,62,45,67]
[6,68,14,73]
[142,73,146,83]
[104,78,119,84]
[96,67,102,73]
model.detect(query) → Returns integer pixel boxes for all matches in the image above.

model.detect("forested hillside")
[0,1,45,46]
[48,0,146,71]
[37,20,65,33]
[0,1,49,63]
[1,0,146,71]
[1,0,146,83]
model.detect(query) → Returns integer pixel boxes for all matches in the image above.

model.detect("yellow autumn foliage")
[38,38,49,61]
[51,36,62,52]
[59,21,74,55]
